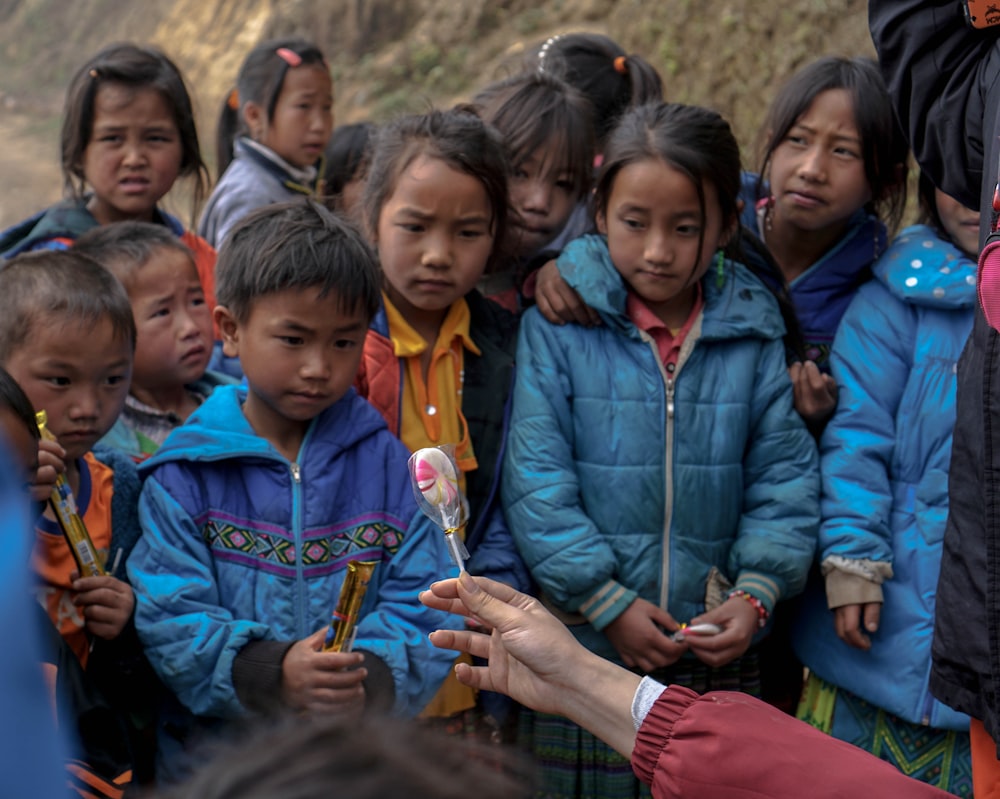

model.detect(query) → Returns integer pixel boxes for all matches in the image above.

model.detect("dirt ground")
[0,112,64,231]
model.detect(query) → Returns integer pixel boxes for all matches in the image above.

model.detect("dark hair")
[74,220,194,289]
[0,367,39,445]
[757,56,909,234]
[595,102,742,280]
[473,70,594,200]
[0,250,136,362]
[532,33,663,149]
[153,713,534,799]
[216,199,380,323]
[322,122,376,208]
[61,42,209,222]
[363,107,510,273]
[216,38,329,177]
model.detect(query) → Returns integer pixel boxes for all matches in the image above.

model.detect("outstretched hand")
[420,573,642,757]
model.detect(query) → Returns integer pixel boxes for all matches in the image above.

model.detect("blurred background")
[0,0,874,229]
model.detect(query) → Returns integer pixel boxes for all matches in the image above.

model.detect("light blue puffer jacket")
[793,225,975,729]
[129,385,459,722]
[503,235,820,666]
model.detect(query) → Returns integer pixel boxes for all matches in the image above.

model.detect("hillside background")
[0,0,875,229]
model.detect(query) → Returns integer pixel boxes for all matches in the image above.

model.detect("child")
[322,121,375,224]
[0,250,160,785]
[0,43,216,313]
[354,108,530,729]
[791,176,978,796]
[126,200,460,782]
[741,55,909,427]
[199,38,333,249]
[470,70,595,311]
[502,102,820,798]
[74,221,235,461]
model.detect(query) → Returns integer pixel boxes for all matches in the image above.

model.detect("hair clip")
[537,34,563,74]
[276,47,302,67]
[227,88,240,111]
[88,68,100,79]
[613,55,628,75]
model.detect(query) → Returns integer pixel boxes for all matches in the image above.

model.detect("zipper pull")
[290,462,301,483]
[666,378,675,420]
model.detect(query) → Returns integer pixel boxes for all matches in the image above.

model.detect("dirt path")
[0,112,65,231]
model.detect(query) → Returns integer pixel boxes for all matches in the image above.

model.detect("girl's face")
[375,154,495,339]
[247,64,333,169]
[81,83,184,225]
[597,157,730,326]
[510,140,579,257]
[935,189,980,258]
[766,88,872,238]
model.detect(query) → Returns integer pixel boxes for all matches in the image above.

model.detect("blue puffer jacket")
[793,225,975,729]
[503,235,820,666]
[129,385,459,722]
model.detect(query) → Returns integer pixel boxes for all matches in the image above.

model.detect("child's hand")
[71,576,135,640]
[30,437,66,504]
[833,602,882,651]
[534,260,602,327]
[282,628,367,715]
[683,596,758,668]
[789,361,838,425]
[603,597,686,672]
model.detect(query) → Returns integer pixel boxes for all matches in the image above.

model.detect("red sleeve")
[633,686,953,799]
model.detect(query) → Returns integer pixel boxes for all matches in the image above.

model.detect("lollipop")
[409,447,470,570]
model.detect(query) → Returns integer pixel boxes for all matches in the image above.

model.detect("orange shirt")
[626,283,704,375]
[33,453,114,668]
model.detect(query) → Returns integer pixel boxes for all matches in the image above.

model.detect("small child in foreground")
[74,221,235,462]
[126,199,460,782]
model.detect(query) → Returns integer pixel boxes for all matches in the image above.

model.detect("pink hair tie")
[276,47,302,67]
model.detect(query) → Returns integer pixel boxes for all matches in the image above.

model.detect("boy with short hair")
[127,200,460,780]
[74,221,235,462]
[0,249,156,783]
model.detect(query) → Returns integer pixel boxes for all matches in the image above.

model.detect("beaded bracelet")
[728,589,768,629]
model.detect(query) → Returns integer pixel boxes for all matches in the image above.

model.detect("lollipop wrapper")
[408,446,466,532]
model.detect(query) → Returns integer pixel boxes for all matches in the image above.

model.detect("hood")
[140,384,388,472]
[874,224,977,310]
[557,234,786,342]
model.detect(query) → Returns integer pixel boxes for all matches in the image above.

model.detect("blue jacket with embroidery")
[128,384,459,723]
[502,235,819,667]
[739,172,886,371]
[792,225,974,729]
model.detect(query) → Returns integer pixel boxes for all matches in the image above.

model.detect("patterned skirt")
[518,650,761,799]
[797,672,973,797]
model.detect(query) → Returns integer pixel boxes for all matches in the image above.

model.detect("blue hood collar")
[874,225,977,310]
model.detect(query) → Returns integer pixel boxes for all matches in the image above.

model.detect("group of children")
[0,25,981,799]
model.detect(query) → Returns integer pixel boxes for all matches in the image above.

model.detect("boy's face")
[128,249,213,396]
[3,315,132,461]
[215,287,368,453]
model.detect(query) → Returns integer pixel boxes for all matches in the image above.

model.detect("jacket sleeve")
[632,684,953,798]
[128,475,273,719]
[502,309,637,629]
[869,0,999,211]
[817,283,912,604]
[729,336,820,612]
[349,499,463,717]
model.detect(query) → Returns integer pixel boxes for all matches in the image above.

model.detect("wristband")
[728,589,768,629]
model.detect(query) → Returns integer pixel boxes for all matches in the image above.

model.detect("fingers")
[428,628,491,660]
[535,261,600,327]
[863,602,881,635]
[452,660,493,692]
[834,605,871,651]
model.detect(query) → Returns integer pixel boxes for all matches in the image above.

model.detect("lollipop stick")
[445,531,469,571]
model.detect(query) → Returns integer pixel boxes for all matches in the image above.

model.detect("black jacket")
[870,0,1000,752]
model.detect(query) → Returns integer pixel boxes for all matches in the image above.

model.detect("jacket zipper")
[290,460,305,637]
